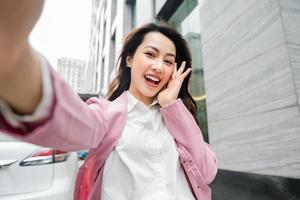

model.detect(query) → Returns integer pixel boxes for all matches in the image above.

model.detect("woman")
[0,1,217,200]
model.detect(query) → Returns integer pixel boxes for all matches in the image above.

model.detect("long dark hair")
[108,21,198,123]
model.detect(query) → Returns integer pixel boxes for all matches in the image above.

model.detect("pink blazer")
[0,67,217,200]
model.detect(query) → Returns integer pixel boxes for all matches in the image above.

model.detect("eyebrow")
[144,45,176,58]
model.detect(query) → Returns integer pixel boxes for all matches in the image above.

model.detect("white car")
[0,132,78,200]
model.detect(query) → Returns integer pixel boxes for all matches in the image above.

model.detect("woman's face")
[127,32,176,106]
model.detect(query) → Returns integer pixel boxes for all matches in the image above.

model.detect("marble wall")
[278,0,300,109]
[199,0,300,179]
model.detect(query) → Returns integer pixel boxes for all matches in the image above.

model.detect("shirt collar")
[126,91,159,113]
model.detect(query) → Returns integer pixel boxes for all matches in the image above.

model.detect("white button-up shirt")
[101,92,195,200]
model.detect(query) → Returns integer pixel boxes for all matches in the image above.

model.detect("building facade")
[87,0,300,199]
[85,0,133,94]
[57,57,86,93]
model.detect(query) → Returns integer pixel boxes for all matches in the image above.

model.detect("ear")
[126,56,132,68]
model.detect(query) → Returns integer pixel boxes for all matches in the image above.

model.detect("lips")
[144,74,161,87]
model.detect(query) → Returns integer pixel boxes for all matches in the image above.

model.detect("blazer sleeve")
[0,61,108,152]
[160,99,218,184]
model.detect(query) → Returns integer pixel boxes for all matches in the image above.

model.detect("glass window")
[168,0,209,143]
[109,31,116,77]
[111,0,117,24]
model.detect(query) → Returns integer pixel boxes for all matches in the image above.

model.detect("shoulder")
[86,92,127,111]
[86,96,109,105]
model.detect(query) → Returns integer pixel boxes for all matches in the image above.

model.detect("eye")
[145,52,155,57]
[165,60,174,66]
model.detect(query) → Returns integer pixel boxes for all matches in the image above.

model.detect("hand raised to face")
[157,61,192,107]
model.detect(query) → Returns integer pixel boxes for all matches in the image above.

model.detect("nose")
[151,60,163,72]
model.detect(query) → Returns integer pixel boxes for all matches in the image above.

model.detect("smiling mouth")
[144,75,160,86]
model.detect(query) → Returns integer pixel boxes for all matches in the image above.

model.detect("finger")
[177,61,186,75]
[181,68,192,79]
[172,62,177,79]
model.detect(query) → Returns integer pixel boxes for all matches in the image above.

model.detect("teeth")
[145,75,160,82]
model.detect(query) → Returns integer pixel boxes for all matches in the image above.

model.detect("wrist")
[160,99,177,108]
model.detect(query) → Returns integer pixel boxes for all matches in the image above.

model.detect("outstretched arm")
[0,1,109,152]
